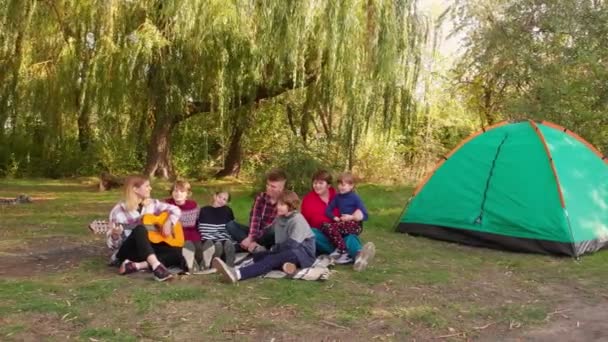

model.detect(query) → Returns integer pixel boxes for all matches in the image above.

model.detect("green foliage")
[453,0,608,152]
[252,142,334,196]
[0,0,429,180]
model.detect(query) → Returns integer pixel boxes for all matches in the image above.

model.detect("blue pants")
[239,250,299,280]
[311,228,362,259]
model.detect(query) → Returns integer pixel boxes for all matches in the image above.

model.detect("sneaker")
[329,248,346,259]
[119,259,138,275]
[212,257,238,284]
[223,241,236,267]
[334,253,353,265]
[152,264,173,282]
[182,241,196,272]
[201,240,216,269]
[354,242,376,272]
[282,262,298,275]
[329,249,342,259]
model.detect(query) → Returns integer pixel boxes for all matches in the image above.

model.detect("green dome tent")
[396,120,608,257]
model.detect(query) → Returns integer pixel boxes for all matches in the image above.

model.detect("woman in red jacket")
[300,170,375,271]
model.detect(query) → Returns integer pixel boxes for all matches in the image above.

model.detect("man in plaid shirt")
[226,169,287,252]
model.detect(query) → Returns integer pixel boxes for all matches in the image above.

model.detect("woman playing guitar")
[107,175,185,282]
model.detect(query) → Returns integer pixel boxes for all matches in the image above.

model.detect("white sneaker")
[329,249,342,259]
[354,242,376,272]
[212,257,238,283]
[334,253,353,265]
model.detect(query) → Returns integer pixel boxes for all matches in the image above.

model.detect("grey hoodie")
[272,211,316,268]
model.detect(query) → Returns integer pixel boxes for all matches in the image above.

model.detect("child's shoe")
[334,253,353,265]
[212,257,238,284]
[353,242,376,272]
[329,249,342,259]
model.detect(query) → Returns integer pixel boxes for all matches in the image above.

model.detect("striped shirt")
[106,199,181,250]
[197,205,235,241]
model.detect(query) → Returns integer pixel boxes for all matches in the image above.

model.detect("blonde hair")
[337,172,355,185]
[169,180,192,195]
[123,175,149,212]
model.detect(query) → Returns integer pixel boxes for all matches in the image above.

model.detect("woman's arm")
[107,203,127,249]
[152,200,182,226]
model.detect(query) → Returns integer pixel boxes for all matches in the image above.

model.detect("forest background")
[2,0,607,191]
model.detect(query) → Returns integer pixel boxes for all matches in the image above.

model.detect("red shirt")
[301,187,339,229]
[165,198,200,241]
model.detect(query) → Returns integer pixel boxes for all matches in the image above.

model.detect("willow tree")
[1,0,426,178]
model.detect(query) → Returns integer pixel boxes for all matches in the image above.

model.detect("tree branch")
[181,72,318,122]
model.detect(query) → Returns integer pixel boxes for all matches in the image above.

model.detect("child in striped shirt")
[197,191,237,267]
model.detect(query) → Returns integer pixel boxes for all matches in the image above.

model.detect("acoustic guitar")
[88,212,185,247]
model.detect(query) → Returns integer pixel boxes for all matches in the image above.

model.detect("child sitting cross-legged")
[197,190,237,269]
[212,191,315,283]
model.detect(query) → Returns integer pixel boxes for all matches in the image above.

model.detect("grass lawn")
[1,178,608,341]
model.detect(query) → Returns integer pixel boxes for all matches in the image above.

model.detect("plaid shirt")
[106,199,181,250]
[248,192,278,240]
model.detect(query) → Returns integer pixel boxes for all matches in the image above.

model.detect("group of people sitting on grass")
[105,169,376,282]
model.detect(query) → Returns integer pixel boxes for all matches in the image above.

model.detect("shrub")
[251,143,336,196]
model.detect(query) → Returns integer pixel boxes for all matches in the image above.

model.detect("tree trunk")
[215,125,244,178]
[144,118,176,179]
[77,94,92,152]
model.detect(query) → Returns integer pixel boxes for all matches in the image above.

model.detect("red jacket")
[301,187,339,229]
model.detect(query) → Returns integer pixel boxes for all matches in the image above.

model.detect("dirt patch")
[0,236,106,277]
[0,312,83,341]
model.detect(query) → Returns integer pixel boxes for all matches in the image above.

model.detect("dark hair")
[214,189,231,202]
[266,168,287,182]
[337,172,355,185]
[312,169,333,184]
[278,190,300,211]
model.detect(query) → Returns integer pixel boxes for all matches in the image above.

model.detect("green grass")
[1,178,608,340]
[80,328,136,341]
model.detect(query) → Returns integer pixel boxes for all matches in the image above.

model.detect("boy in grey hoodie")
[213,191,315,282]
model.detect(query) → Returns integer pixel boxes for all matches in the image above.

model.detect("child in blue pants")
[213,191,316,282]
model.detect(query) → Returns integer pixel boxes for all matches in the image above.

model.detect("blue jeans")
[239,250,299,280]
[312,228,362,258]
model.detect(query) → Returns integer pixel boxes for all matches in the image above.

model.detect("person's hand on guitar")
[161,219,173,238]
[110,222,124,239]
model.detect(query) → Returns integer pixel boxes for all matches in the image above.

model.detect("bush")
[251,143,336,196]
